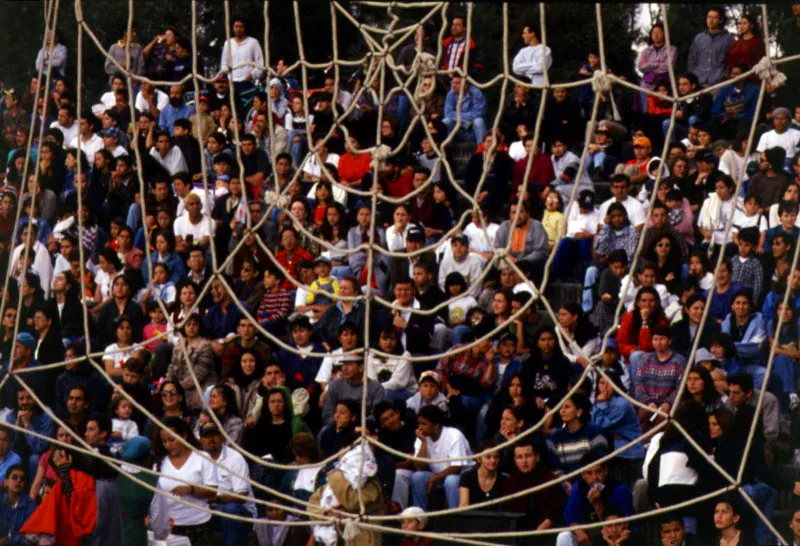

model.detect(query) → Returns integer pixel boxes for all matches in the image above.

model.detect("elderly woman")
[165,313,217,412]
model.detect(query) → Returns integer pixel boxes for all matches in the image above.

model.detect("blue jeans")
[553,238,593,281]
[443,117,487,143]
[396,94,411,134]
[769,355,796,394]
[742,482,776,546]
[211,502,253,546]
[287,129,306,167]
[411,470,462,509]
[628,351,648,396]
[582,265,600,313]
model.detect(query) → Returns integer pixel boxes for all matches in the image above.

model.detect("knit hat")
[772,107,791,119]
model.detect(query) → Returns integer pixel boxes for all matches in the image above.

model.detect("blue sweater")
[4,410,53,456]
[591,397,646,460]
[563,479,633,525]
[703,282,741,321]
[444,86,487,124]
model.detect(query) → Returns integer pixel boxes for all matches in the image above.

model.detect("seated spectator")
[547,394,608,473]
[746,147,790,210]
[399,507,431,546]
[0,428,22,491]
[438,234,484,299]
[367,328,417,404]
[373,400,416,510]
[591,372,645,486]
[616,287,670,380]
[201,384,244,445]
[658,515,702,546]
[633,326,687,426]
[5,386,53,479]
[705,260,742,323]
[720,289,768,386]
[510,134,555,207]
[321,356,384,426]
[245,386,310,464]
[165,313,217,413]
[484,373,540,443]
[684,365,731,414]
[711,497,753,546]
[528,326,571,405]
[502,439,566,530]
[0,464,37,543]
[457,439,506,509]
[154,417,218,544]
[406,371,449,416]
[556,452,634,546]
[443,76,487,143]
[767,301,800,408]
[727,373,787,468]
[672,294,721,355]
[493,201,549,279]
[411,405,473,510]
[317,399,359,459]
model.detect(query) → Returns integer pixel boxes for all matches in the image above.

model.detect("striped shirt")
[634,351,686,406]
[256,288,292,323]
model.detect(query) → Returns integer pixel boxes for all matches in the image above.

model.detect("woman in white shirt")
[155,417,218,545]
[385,203,413,252]
[103,315,136,379]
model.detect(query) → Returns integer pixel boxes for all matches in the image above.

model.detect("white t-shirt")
[213,445,257,517]
[756,127,800,160]
[302,153,341,181]
[566,203,601,237]
[173,215,214,242]
[150,145,188,176]
[413,426,474,473]
[100,91,117,109]
[103,343,136,369]
[732,210,767,234]
[135,89,169,114]
[112,418,139,441]
[599,196,646,229]
[157,451,218,526]
[50,121,78,148]
[462,222,499,254]
[70,134,104,162]
[448,295,477,325]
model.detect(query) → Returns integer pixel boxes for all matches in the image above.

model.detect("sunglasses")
[161,390,178,398]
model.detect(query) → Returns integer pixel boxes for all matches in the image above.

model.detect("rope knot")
[753,56,787,90]
[591,70,612,95]
[342,518,362,542]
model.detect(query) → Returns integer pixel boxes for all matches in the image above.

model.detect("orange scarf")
[511,220,529,254]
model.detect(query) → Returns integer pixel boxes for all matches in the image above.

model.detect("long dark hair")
[685,365,722,407]
[661,399,706,446]
[645,233,682,268]
[532,325,566,361]
[629,287,664,342]
[231,349,266,389]
[159,380,187,415]
[211,383,241,419]
[152,416,200,469]
[772,301,798,342]
[319,201,348,242]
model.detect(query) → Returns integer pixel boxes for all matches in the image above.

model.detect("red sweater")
[727,36,766,73]
[276,247,313,289]
[338,151,373,184]
[616,310,669,359]
[511,152,554,200]
[382,168,414,198]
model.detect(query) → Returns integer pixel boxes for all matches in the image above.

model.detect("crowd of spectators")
[0,6,800,546]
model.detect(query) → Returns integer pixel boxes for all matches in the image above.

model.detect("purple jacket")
[637,44,677,89]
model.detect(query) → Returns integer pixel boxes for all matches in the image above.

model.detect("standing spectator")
[104,27,145,81]
[638,23,677,92]
[35,30,68,77]
[443,76,487,143]
[411,405,473,510]
[512,23,552,87]
[728,13,767,73]
[116,437,169,546]
[441,15,481,76]
[687,8,735,87]
[220,18,265,108]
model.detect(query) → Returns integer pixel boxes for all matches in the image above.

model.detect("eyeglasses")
[161,390,178,398]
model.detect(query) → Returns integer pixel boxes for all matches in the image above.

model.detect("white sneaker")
[790,393,799,410]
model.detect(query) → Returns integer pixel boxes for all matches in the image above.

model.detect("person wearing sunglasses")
[158,380,194,430]
[0,464,37,544]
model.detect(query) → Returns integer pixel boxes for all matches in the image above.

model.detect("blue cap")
[100,127,123,140]
[604,338,618,352]
[16,332,35,349]
[121,436,151,462]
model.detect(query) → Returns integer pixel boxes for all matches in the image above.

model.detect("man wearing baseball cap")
[437,233,483,298]
[623,135,651,186]
[199,422,256,545]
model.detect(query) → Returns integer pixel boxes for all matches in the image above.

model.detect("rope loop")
[753,56,787,89]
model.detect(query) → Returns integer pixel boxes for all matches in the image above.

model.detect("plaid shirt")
[435,344,493,389]
[731,255,764,304]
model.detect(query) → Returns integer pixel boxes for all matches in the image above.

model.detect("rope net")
[0,1,799,545]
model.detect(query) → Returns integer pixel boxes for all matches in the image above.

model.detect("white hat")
[400,506,427,525]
